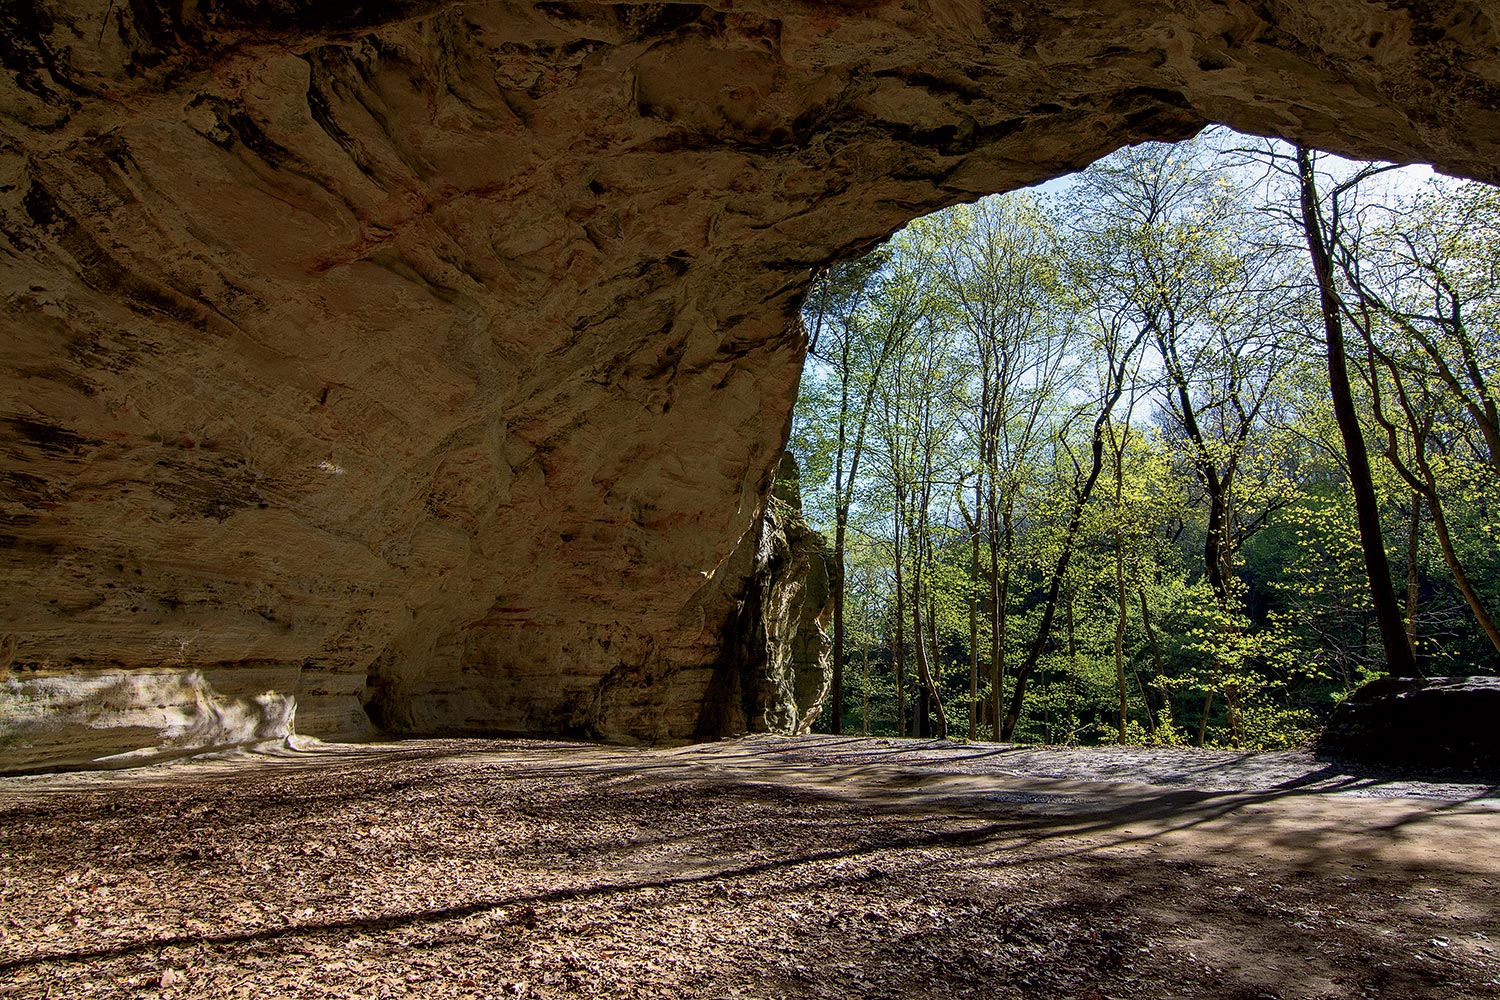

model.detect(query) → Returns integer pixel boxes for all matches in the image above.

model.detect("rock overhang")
[3,0,1500,770]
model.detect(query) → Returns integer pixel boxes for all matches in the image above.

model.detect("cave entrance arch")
[4,0,1500,771]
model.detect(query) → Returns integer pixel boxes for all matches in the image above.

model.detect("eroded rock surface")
[5,0,1500,768]
[696,453,833,738]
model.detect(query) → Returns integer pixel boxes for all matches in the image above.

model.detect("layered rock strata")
[5,0,1500,769]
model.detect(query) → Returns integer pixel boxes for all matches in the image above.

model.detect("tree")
[800,245,912,733]
[1291,143,1419,677]
[1000,284,1149,740]
[1075,138,1301,742]
[1335,181,1500,654]
[866,224,965,738]
[926,196,1071,738]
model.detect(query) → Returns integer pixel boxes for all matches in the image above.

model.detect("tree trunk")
[893,500,907,738]
[1111,422,1129,743]
[1066,585,1077,658]
[915,677,930,737]
[969,488,980,741]
[1425,492,1500,655]
[1138,585,1167,734]
[910,493,928,739]
[1406,490,1421,653]
[1114,526,1129,743]
[989,501,1003,739]
[1041,659,1052,743]
[910,507,946,740]
[1225,686,1243,747]
[1364,351,1500,659]
[1202,483,1231,601]
[1296,144,1418,677]
[829,329,849,737]
[861,643,870,737]
[831,518,846,735]
[994,504,1012,740]
[927,578,948,738]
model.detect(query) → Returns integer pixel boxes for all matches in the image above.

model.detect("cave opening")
[5,0,1500,774]
[789,126,1500,758]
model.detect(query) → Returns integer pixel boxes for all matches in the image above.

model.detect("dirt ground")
[1,735,1497,1000]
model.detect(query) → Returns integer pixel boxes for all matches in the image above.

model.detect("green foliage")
[803,129,1500,754]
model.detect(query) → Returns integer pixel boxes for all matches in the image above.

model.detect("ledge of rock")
[1319,676,1500,773]
[6,0,1500,769]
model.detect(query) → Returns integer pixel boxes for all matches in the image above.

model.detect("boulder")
[1320,676,1500,773]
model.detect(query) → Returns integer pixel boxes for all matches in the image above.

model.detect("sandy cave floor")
[1,735,1498,1000]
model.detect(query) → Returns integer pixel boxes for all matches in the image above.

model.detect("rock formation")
[695,453,833,739]
[1320,676,1500,771]
[5,0,1500,769]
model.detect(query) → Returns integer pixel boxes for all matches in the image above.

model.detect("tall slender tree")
[1293,144,1418,677]
[1001,304,1149,740]
[803,247,916,732]
[929,197,1070,738]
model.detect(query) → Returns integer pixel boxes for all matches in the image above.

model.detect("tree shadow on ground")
[5,737,1497,989]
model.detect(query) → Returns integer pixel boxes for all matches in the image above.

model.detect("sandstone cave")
[2,3,1499,998]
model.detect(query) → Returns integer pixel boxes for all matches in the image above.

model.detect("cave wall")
[4,0,1500,769]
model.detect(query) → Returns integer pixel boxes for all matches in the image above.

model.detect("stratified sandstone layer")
[4,0,1500,769]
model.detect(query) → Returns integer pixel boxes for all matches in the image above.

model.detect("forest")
[791,129,1500,750]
